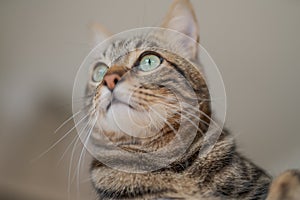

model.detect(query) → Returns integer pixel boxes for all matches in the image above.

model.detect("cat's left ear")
[161,0,199,58]
[89,23,112,46]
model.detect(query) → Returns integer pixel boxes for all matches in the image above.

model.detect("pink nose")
[103,73,121,91]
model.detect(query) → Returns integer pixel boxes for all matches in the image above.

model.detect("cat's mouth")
[106,97,134,112]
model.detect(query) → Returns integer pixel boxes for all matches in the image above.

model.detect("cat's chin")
[98,103,163,139]
[98,102,151,137]
[105,99,134,112]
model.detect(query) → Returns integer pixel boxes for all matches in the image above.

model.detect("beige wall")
[0,0,299,199]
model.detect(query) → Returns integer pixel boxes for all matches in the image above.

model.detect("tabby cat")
[80,0,300,199]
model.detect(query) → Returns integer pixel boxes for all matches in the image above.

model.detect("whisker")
[67,136,81,200]
[149,102,205,143]
[148,105,177,135]
[67,109,96,200]
[76,114,98,197]
[180,101,223,132]
[139,103,165,145]
[76,148,87,199]
[144,91,223,102]
[56,134,78,167]
[54,102,93,135]
[149,105,177,139]
[155,101,210,129]
[174,112,204,137]
[77,117,97,180]
[31,112,92,163]
[148,105,185,148]
[54,110,81,134]
[56,112,95,166]
[153,99,222,132]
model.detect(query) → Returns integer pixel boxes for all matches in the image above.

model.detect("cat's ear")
[90,23,112,46]
[161,0,199,58]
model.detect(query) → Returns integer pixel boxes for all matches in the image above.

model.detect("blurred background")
[0,0,299,199]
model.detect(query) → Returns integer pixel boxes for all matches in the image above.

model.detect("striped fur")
[91,131,271,200]
[85,0,299,199]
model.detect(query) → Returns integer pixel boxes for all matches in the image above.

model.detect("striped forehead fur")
[99,30,199,67]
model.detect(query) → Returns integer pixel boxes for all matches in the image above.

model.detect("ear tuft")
[89,22,112,46]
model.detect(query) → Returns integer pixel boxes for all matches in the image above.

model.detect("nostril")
[113,78,119,85]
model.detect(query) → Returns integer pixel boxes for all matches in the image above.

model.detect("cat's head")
[80,0,212,171]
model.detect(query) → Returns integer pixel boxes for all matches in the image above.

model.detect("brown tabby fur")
[88,0,300,199]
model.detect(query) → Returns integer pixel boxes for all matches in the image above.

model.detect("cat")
[77,0,300,199]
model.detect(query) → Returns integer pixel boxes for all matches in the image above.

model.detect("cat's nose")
[103,73,121,91]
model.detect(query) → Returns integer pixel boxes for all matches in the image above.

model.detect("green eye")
[139,54,161,72]
[92,63,108,82]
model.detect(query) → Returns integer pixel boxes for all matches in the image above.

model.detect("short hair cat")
[76,0,300,199]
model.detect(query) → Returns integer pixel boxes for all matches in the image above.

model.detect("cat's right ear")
[89,23,112,46]
[161,0,199,59]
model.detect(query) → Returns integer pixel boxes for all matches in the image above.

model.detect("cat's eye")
[138,54,161,72]
[92,63,108,82]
